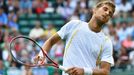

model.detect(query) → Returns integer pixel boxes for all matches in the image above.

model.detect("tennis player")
[35,0,115,75]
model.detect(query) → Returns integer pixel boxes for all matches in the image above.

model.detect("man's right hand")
[33,54,46,65]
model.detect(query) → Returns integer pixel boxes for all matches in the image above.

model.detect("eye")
[103,7,108,11]
[109,12,113,17]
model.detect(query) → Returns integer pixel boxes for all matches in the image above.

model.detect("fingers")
[40,57,46,64]
[33,55,45,65]
[33,55,39,64]
[65,67,84,75]
[65,67,79,75]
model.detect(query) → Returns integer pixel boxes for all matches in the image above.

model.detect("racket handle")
[59,65,67,71]
[38,51,44,57]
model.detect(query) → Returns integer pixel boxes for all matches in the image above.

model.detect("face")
[93,4,114,23]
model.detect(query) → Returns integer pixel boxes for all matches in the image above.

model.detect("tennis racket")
[9,35,67,71]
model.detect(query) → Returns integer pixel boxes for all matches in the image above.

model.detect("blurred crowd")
[0,0,134,75]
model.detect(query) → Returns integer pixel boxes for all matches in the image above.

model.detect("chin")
[100,18,109,23]
[98,19,106,24]
[95,16,108,24]
[102,20,108,23]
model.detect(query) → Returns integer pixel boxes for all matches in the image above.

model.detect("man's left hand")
[65,67,84,75]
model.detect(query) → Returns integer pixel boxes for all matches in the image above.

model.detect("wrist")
[83,67,93,75]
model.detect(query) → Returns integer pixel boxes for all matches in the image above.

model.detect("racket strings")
[10,38,39,65]
[10,36,59,68]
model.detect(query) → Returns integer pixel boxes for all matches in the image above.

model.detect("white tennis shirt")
[57,20,114,75]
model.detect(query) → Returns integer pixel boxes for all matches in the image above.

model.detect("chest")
[71,29,105,56]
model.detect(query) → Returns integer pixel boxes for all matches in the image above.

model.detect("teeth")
[103,15,106,18]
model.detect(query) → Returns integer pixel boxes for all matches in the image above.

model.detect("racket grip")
[59,65,67,71]
[38,51,44,57]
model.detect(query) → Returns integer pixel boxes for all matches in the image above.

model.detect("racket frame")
[9,36,67,71]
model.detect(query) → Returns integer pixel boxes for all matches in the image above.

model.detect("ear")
[92,8,96,14]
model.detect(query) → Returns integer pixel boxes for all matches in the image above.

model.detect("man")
[35,0,115,75]
[0,6,8,27]
[29,21,44,40]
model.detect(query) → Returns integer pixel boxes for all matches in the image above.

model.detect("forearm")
[42,39,54,53]
[66,67,110,75]
[92,68,110,75]
[84,61,111,75]
[41,33,61,53]
[84,68,110,75]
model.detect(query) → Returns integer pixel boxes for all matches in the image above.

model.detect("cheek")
[106,16,110,20]
[97,9,103,13]
[94,10,101,16]
[95,10,100,14]
[95,10,103,16]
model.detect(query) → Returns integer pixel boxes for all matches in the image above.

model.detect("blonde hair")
[95,0,115,13]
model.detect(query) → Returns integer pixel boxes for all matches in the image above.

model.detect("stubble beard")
[95,16,105,27]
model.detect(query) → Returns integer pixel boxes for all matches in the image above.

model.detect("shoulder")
[101,31,111,42]
[104,36,111,42]
[103,35,113,49]
[64,20,82,29]
[100,32,112,46]
[68,20,87,27]
[67,20,82,25]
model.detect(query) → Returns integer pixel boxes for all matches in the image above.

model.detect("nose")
[105,11,111,17]
[105,11,110,16]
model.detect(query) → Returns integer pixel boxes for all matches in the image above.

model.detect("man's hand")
[33,55,45,65]
[65,67,84,75]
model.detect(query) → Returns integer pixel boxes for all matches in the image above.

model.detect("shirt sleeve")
[57,20,80,40]
[101,37,114,66]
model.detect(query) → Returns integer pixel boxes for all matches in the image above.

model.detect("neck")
[88,17,104,33]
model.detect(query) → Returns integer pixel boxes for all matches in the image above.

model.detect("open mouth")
[102,15,106,18]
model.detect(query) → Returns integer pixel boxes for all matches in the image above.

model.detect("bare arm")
[42,33,61,53]
[92,61,111,75]
[66,61,111,75]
